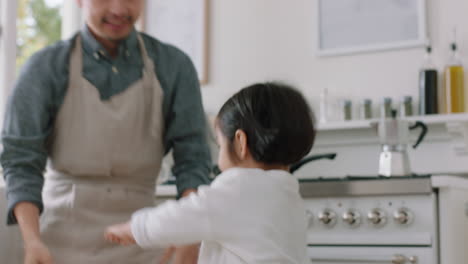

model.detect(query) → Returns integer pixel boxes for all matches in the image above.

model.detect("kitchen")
[1,0,468,263]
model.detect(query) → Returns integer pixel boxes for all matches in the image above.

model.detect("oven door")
[308,246,436,264]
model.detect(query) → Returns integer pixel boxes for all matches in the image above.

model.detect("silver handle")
[310,254,407,264]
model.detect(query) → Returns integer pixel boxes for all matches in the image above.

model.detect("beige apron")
[41,34,165,264]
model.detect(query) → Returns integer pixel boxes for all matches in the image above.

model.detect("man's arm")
[162,51,212,196]
[1,48,58,225]
[14,202,41,244]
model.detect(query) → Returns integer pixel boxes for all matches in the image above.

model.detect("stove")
[299,175,468,264]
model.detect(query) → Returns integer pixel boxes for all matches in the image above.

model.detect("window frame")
[0,0,18,121]
[0,0,79,129]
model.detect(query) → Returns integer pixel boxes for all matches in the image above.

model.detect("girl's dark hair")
[217,82,316,166]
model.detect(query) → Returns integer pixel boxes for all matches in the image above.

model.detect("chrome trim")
[299,178,432,197]
[310,254,408,264]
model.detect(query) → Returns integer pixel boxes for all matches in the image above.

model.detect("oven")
[300,176,440,264]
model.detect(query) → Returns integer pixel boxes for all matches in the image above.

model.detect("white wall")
[200,0,468,115]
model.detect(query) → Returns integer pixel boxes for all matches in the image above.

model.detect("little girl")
[105,82,316,264]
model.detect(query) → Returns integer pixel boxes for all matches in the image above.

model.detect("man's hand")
[158,244,200,264]
[24,239,54,264]
[104,221,136,246]
[14,203,53,264]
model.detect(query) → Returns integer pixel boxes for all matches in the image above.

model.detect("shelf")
[405,113,468,124]
[318,119,375,131]
[317,113,468,131]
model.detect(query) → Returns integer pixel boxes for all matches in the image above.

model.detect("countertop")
[151,175,468,198]
[431,174,468,190]
[0,176,178,198]
[2,175,468,199]
[156,175,468,197]
[155,184,177,198]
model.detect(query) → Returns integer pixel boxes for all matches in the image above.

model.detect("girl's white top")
[131,167,308,264]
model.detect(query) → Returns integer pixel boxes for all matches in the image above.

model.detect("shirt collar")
[80,25,139,59]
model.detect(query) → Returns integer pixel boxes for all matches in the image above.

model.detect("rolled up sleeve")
[162,53,212,196]
[1,51,56,225]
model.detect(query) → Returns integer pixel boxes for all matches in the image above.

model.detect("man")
[1,0,211,263]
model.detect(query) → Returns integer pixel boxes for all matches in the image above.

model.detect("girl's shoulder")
[211,167,280,187]
[210,167,257,187]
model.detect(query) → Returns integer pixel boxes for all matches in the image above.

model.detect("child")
[105,82,316,264]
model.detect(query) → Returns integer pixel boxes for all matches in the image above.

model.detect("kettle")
[375,110,427,177]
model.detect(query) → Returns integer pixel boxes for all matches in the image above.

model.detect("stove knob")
[367,209,387,226]
[393,208,413,225]
[305,210,314,228]
[318,209,337,227]
[342,210,361,227]
[392,254,407,264]
[408,256,418,264]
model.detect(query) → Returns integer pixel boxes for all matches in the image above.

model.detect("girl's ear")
[234,129,248,160]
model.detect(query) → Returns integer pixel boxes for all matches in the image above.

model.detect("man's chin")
[100,26,133,41]
[104,32,132,42]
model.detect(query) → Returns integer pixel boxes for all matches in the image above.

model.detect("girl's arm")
[106,184,223,248]
[130,187,215,248]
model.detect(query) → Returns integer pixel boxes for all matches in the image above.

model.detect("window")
[0,0,67,130]
[0,0,17,121]
[16,0,63,72]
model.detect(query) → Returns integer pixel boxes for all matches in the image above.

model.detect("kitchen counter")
[0,175,468,198]
[0,175,178,198]
[431,174,468,190]
[155,184,177,198]
[159,175,468,199]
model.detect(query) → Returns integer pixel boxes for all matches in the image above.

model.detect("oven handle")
[310,254,411,264]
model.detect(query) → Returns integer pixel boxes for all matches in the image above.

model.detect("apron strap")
[69,35,83,84]
[136,34,156,75]
[70,33,155,81]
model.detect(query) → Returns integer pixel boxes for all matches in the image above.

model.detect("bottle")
[319,88,328,123]
[419,46,438,115]
[343,99,352,121]
[381,97,392,118]
[444,29,465,113]
[400,96,413,117]
[360,99,372,119]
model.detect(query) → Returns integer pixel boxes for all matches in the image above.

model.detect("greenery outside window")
[16,0,62,72]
